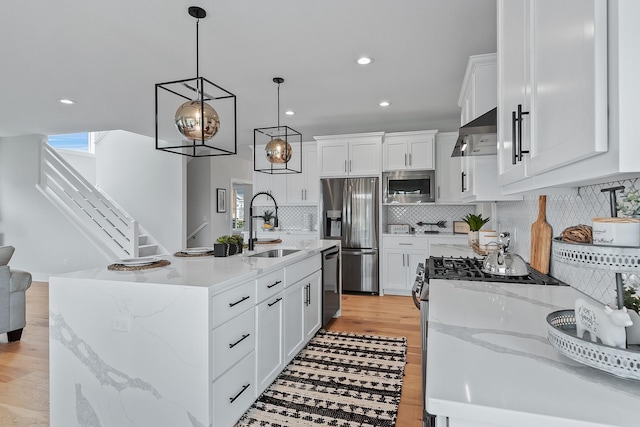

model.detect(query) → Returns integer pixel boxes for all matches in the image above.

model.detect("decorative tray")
[551,238,640,272]
[547,309,640,380]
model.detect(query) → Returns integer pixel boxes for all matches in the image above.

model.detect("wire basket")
[547,310,640,380]
[552,238,640,273]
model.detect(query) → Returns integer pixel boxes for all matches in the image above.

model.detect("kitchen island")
[426,279,640,427]
[49,240,338,427]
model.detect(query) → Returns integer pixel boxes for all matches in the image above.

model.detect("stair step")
[138,234,148,245]
[138,244,157,257]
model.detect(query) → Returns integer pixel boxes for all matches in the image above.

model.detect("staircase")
[37,142,167,260]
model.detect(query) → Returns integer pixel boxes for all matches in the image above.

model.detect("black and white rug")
[237,329,407,427]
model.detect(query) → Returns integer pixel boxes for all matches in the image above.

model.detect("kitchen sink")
[249,249,300,258]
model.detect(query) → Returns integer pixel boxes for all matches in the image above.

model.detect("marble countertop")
[426,279,640,427]
[54,240,337,292]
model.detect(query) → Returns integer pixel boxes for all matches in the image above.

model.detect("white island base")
[49,240,338,427]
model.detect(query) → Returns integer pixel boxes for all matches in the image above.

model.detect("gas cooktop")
[427,256,562,286]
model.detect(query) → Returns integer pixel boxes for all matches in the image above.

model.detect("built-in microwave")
[383,170,436,204]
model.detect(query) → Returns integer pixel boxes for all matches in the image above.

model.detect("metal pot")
[481,232,529,276]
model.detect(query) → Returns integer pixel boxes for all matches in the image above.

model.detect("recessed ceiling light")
[379,101,391,107]
[285,110,295,116]
[59,99,75,105]
[357,56,373,65]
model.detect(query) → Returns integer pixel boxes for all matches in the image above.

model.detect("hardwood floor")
[0,283,422,427]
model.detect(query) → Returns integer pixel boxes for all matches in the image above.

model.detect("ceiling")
[0,0,496,158]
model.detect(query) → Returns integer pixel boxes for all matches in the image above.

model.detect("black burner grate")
[427,256,561,285]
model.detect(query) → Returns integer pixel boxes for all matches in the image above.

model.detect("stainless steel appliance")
[321,177,379,293]
[451,107,498,157]
[383,170,435,204]
[321,246,340,326]
[416,256,564,426]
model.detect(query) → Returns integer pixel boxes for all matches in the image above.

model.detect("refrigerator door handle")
[341,249,377,256]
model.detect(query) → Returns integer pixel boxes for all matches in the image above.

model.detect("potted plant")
[461,213,491,246]
[214,235,244,257]
[261,210,276,230]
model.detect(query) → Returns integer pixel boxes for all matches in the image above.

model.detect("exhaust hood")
[451,107,497,157]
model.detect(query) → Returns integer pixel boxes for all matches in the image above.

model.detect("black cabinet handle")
[306,284,311,306]
[511,110,518,165]
[268,297,282,307]
[229,295,250,308]
[267,280,282,289]
[229,383,250,403]
[461,172,467,192]
[229,333,250,349]
[516,104,530,162]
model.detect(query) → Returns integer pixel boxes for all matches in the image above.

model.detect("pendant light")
[254,77,302,174]
[155,6,237,157]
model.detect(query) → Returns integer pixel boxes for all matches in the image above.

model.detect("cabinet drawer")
[286,254,322,286]
[382,236,428,250]
[212,280,256,328]
[212,308,255,380]
[213,351,256,427]
[256,269,285,303]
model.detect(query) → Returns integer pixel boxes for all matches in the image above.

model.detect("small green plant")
[261,210,275,223]
[215,235,244,256]
[617,188,640,217]
[624,286,640,313]
[461,213,491,232]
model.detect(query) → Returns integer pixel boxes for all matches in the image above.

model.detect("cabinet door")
[497,0,528,185]
[349,140,380,176]
[435,133,462,204]
[283,282,304,363]
[304,146,319,203]
[303,271,322,341]
[528,0,607,176]
[406,250,427,285]
[286,148,305,205]
[318,141,349,176]
[382,249,408,291]
[255,293,284,394]
[383,140,408,171]
[408,139,434,170]
[460,156,475,200]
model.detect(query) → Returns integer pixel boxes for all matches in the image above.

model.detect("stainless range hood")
[451,107,497,157]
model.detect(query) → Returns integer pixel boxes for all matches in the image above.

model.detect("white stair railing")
[37,142,140,259]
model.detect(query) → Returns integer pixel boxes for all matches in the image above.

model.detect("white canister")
[592,217,640,247]
[478,229,499,250]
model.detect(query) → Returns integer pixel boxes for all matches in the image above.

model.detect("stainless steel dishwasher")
[322,246,340,326]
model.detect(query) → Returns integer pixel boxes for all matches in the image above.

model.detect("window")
[48,132,96,153]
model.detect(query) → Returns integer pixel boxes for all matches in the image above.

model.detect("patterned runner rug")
[236,329,407,427]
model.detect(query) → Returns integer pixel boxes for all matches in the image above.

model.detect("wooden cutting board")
[530,195,552,274]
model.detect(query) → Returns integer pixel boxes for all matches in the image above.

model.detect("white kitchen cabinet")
[383,130,436,171]
[435,132,462,204]
[287,145,319,204]
[303,270,322,341]
[381,236,428,296]
[458,54,520,202]
[255,292,284,395]
[315,132,383,177]
[283,281,305,363]
[252,143,317,206]
[497,0,608,187]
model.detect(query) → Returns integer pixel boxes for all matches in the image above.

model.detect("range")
[413,255,564,427]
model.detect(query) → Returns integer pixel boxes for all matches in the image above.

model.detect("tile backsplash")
[497,177,640,305]
[385,205,475,234]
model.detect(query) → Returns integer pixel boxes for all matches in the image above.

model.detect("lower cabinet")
[284,270,322,363]
[382,236,428,296]
[212,351,256,427]
[255,292,284,395]
[303,271,322,341]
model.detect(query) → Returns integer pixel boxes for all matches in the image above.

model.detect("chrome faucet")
[248,191,279,251]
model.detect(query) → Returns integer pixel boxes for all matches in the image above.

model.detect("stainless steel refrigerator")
[320,177,379,293]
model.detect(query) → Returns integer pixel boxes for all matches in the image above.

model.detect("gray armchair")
[0,246,32,342]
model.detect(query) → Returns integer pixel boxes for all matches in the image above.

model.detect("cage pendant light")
[155,6,237,157]
[254,77,302,174]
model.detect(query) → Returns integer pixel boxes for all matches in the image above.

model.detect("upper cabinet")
[458,54,520,202]
[252,142,319,205]
[315,132,383,177]
[497,0,608,187]
[435,132,462,204]
[496,0,640,194]
[383,130,436,171]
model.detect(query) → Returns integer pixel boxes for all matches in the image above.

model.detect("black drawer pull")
[229,383,250,403]
[229,295,250,308]
[268,297,282,307]
[229,333,250,349]
[267,280,282,289]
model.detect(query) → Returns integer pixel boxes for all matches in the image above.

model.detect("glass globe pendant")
[265,137,292,163]
[175,99,220,141]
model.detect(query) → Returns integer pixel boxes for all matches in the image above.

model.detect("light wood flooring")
[0,283,422,426]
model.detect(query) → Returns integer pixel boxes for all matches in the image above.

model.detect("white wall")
[186,154,252,246]
[0,135,109,280]
[95,131,185,253]
[57,149,97,185]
